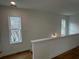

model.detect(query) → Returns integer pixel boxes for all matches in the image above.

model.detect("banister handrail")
[31,33,79,43]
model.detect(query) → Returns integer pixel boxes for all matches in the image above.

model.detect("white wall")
[32,34,79,59]
[0,10,2,57]
[0,6,61,57]
[69,15,79,34]
[0,10,2,52]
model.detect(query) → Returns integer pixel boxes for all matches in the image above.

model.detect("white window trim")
[8,16,22,44]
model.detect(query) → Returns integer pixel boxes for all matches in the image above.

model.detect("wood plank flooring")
[0,51,32,59]
[0,47,79,59]
[52,47,79,59]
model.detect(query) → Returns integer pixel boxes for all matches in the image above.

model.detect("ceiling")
[0,0,79,15]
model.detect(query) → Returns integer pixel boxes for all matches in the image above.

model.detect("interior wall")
[69,15,79,34]
[0,6,61,57]
[0,9,2,57]
[0,8,2,52]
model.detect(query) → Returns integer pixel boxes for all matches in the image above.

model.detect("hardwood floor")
[0,51,32,59]
[52,47,79,59]
[0,47,79,59]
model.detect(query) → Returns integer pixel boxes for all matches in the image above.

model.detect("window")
[69,22,79,35]
[9,16,22,44]
[61,19,66,36]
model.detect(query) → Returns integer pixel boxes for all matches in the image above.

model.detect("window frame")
[61,19,67,36]
[8,16,22,44]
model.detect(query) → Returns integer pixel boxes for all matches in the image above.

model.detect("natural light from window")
[9,16,22,44]
[61,19,66,36]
